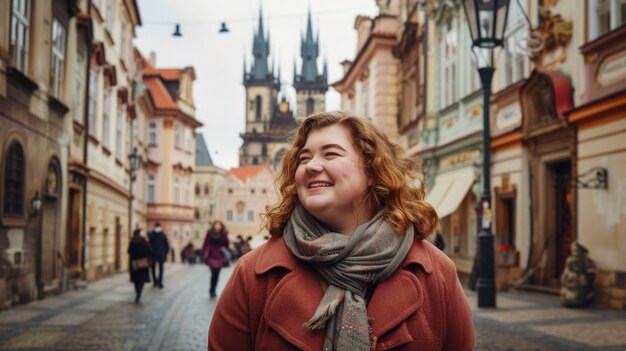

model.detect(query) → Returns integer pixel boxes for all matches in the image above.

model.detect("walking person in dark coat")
[148,222,169,288]
[201,220,230,298]
[128,225,152,304]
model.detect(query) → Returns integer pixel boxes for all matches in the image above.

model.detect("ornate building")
[192,134,227,247]
[239,9,328,170]
[0,0,92,306]
[134,54,201,263]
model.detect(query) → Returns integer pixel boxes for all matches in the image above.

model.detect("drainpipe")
[81,0,93,283]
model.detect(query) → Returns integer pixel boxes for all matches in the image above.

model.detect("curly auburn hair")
[264,111,438,240]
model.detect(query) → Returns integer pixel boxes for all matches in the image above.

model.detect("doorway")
[550,161,574,282]
[41,196,59,285]
[114,217,121,271]
[65,189,82,277]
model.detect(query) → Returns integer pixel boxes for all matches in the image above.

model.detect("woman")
[128,225,152,304]
[201,221,230,298]
[208,112,473,350]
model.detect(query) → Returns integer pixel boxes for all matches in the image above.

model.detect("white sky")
[134,0,379,170]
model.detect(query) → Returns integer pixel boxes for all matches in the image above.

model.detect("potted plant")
[497,244,516,266]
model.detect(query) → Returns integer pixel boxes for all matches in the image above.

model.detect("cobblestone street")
[0,263,625,350]
[0,263,223,350]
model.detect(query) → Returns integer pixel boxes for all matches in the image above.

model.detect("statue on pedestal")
[560,241,596,307]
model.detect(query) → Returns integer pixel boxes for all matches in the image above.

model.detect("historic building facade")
[215,164,276,243]
[332,5,401,139]
[239,9,328,170]
[135,54,201,263]
[0,0,92,306]
[84,0,141,281]
[342,0,625,309]
[192,134,227,247]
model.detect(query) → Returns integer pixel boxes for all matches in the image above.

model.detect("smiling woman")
[208,112,474,351]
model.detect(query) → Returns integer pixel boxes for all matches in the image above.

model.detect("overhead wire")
[142,6,374,26]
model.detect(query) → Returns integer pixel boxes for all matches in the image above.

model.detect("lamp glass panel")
[494,0,511,42]
[462,0,479,42]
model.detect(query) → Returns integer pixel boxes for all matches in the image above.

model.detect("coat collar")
[255,235,434,275]
[255,236,435,350]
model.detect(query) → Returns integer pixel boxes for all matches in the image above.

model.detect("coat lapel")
[367,240,433,349]
[256,237,325,351]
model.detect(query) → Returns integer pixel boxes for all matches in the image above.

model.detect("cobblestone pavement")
[0,263,230,350]
[0,263,625,350]
[468,289,626,350]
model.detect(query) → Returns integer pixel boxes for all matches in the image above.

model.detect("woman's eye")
[325,152,339,157]
[298,157,310,163]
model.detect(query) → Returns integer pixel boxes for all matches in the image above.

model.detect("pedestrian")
[209,112,473,350]
[183,242,195,264]
[148,222,169,288]
[127,225,152,304]
[201,220,230,298]
[435,231,446,251]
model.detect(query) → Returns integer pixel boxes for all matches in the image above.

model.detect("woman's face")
[214,222,223,232]
[295,124,372,234]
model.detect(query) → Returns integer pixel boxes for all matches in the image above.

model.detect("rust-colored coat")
[208,236,473,350]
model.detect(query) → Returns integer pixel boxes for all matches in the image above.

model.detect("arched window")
[204,184,209,195]
[306,97,315,115]
[3,141,25,216]
[195,183,200,195]
[255,95,262,121]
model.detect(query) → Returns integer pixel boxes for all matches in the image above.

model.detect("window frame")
[147,175,155,203]
[148,122,157,146]
[174,177,180,203]
[10,0,31,73]
[74,49,86,123]
[440,24,457,109]
[115,103,125,160]
[102,87,111,148]
[501,2,529,87]
[105,0,113,33]
[590,0,626,40]
[50,17,67,99]
[88,67,99,136]
[2,141,26,218]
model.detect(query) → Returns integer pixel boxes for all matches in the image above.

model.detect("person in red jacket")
[209,112,474,350]
[201,220,230,298]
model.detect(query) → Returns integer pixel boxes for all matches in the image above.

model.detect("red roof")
[229,164,272,182]
[154,69,181,80]
[144,77,178,110]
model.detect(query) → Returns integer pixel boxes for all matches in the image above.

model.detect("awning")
[425,167,475,219]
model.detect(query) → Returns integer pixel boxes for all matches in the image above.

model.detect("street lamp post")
[461,0,511,308]
[128,147,142,239]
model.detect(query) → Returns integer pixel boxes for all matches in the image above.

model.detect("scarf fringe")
[304,289,345,330]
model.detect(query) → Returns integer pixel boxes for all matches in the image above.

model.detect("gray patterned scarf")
[283,204,414,351]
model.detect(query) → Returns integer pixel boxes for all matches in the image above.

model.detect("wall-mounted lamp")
[31,191,42,218]
[172,23,182,37]
[128,147,143,182]
[572,167,608,189]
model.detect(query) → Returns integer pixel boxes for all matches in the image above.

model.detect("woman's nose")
[305,157,323,172]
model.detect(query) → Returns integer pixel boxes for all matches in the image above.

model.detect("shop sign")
[496,103,521,130]
[598,49,626,87]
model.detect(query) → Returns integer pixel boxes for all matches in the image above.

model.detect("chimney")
[149,51,157,66]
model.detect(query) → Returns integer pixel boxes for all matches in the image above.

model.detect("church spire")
[299,8,321,83]
[249,6,271,81]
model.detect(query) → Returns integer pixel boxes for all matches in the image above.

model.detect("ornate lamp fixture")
[461,0,512,309]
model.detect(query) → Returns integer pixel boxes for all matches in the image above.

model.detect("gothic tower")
[294,10,328,118]
[240,8,297,169]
